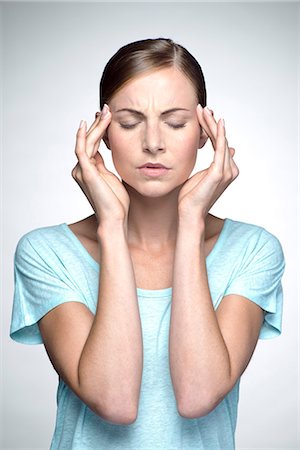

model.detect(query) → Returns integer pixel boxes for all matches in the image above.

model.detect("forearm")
[169,218,231,417]
[78,222,143,420]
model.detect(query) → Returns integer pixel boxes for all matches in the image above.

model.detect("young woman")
[10,38,285,450]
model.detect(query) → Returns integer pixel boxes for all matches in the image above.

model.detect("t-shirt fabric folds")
[10,217,286,450]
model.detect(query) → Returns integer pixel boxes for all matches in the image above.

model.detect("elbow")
[92,401,138,425]
[178,401,218,419]
[78,383,138,425]
[98,408,138,425]
[177,389,227,419]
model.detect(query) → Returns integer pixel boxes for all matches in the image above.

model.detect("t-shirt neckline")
[59,218,231,298]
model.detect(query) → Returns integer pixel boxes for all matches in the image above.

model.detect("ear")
[103,131,111,150]
[198,127,209,149]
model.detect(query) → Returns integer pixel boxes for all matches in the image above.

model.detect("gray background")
[1,2,299,449]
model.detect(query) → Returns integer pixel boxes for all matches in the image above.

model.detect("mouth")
[138,166,170,177]
[138,163,169,169]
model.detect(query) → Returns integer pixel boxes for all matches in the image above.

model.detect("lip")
[138,163,168,169]
[138,167,170,177]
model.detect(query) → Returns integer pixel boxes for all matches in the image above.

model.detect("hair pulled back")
[99,37,207,109]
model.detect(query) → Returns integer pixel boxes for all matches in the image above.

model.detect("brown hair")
[99,37,207,109]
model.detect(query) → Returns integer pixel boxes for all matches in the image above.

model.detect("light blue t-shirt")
[10,217,286,450]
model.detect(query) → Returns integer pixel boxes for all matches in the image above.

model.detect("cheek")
[175,122,201,145]
[108,123,137,147]
[176,132,200,176]
[107,124,121,148]
[107,128,134,177]
[107,128,130,160]
[176,131,200,158]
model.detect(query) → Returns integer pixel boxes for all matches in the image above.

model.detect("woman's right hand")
[71,104,130,229]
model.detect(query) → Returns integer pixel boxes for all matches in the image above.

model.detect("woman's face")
[105,67,205,197]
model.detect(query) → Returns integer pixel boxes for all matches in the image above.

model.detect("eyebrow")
[115,107,190,117]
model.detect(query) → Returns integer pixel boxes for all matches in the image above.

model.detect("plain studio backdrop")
[1,2,299,449]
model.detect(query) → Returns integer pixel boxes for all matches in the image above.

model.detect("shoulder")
[16,223,65,243]
[225,217,285,268]
[14,223,69,264]
[226,217,283,250]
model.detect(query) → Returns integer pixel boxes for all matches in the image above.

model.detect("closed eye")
[119,123,137,129]
[169,123,187,129]
[119,123,187,130]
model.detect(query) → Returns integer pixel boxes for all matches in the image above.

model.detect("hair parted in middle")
[99,37,207,110]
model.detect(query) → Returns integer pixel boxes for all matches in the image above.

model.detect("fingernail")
[79,120,85,128]
[204,106,212,115]
[101,104,109,119]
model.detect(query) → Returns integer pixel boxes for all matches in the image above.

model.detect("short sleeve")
[223,229,286,339]
[10,234,87,345]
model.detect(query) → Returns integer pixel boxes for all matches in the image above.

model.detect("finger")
[206,107,214,117]
[71,161,81,181]
[228,147,235,173]
[75,120,91,170]
[212,119,227,175]
[93,150,109,173]
[222,120,232,174]
[205,108,231,167]
[91,110,110,156]
[203,107,218,140]
[90,124,108,159]
[86,108,109,136]
[229,147,240,179]
[197,105,217,147]
[86,113,101,136]
[85,105,112,158]
[92,138,101,159]
[214,118,236,181]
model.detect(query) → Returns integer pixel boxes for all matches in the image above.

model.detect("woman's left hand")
[177,104,239,223]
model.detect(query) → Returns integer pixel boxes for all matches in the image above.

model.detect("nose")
[142,121,165,154]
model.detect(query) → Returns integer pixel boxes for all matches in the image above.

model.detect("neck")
[123,181,214,252]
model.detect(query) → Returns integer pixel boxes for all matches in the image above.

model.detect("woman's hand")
[177,105,239,224]
[71,104,130,228]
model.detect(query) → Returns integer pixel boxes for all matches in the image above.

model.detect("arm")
[38,222,143,425]
[38,107,143,424]
[169,218,264,418]
[169,105,263,418]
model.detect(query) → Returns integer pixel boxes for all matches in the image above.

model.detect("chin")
[121,178,185,199]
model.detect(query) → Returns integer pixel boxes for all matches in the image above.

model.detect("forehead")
[109,67,197,109]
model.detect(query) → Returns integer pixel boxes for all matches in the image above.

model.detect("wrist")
[178,214,206,234]
[97,220,127,241]
[177,219,206,248]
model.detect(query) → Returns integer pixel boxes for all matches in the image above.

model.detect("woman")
[10,38,285,449]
